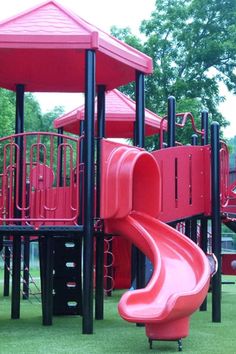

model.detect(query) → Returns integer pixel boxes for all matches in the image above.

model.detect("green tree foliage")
[40,106,64,132]
[25,93,43,132]
[0,88,64,136]
[0,88,15,137]
[227,135,236,169]
[111,0,236,147]
[0,88,65,172]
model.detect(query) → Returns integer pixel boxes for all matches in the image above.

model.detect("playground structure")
[0,0,235,351]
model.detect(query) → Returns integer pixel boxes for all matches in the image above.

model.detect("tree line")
[0,0,235,148]
[0,88,64,137]
[111,0,236,147]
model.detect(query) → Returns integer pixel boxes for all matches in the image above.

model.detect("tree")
[111,0,236,147]
[0,89,64,136]
[41,106,64,132]
[0,88,15,137]
[0,88,65,171]
[25,93,43,132]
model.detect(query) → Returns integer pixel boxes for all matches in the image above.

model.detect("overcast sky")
[0,0,234,137]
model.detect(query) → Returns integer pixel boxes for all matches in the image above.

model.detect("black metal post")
[191,134,198,146]
[83,49,96,334]
[190,134,198,243]
[200,110,209,311]
[190,218,198,243]
[200,217,208,311]
[134,72,146,296]
[3,242,10,296]
[39,236,54,325]
[95,84,106,320]
[185,219,191,238]
[201,110,209,146]
[167,96,176,147]
[211,122,221,322]
[12,84,25,319]
[22,236,30,300]
[57,127,64,187]
[135,71,145,148]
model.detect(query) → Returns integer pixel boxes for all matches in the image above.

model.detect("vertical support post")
[79,121,85,225]
[201,110,209,146]
[3,243,10,296]
[22,236,30,299]
[167,96,176,147]
[185,219,191,238]
[200,217,208,311]
[83,49,96,334]
[200,109,209,311]
[191,134,198,146]
[211,122,221,322]
[11,83,25,319]
[134,71,146,296]
[39,236,54,325]
[95,84,106,320]
[190,219,198,243]
[190,134,198,243]
[135,71,145,148]
[57,127,64,187]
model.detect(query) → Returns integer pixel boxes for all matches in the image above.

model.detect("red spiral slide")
[101,140,210,342]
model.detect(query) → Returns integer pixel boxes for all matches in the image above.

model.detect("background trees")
[0,0,235,148]
[0,88,64,137]
[112,0,236,147]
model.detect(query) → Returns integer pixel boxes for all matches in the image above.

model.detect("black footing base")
[148,338,183,351]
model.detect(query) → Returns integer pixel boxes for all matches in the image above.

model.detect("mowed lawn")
[0,275,235,354]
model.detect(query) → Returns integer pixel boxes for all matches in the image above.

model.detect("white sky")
[0,0,235,138]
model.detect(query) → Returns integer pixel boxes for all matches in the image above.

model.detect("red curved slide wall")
[101,139,210,341]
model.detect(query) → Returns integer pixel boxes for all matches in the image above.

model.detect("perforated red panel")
[152,145,211,222]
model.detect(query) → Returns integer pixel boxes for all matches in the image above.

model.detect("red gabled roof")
[54,89,166,138]
[0,1,153,92]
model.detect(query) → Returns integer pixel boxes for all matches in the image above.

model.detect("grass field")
[0,275,235,354]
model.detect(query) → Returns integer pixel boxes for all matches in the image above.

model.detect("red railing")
[220,141,230,208]
[0,132,82,227]
[159,112,204,148]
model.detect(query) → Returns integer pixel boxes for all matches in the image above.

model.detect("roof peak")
[0,1,94,32]
[0,1,152,92]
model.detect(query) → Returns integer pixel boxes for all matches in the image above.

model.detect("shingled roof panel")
[0,1,153,92]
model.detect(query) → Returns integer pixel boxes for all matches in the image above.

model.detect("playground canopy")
[54,89,166,138]
[0,0,153,93]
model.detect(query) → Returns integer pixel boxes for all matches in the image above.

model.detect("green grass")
[0,276,235,353]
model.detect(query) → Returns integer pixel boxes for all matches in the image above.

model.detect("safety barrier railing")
[220,141,230,208]
[0,132,82,227]
[159,112,204,148]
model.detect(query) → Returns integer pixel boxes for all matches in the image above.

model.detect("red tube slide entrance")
[101,139,210,341]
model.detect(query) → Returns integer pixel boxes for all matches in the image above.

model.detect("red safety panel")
[30,186,78,227]
[152,145,211,223]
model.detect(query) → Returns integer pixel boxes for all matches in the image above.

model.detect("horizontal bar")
[0,225,84,236]
[39,225,84,233]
